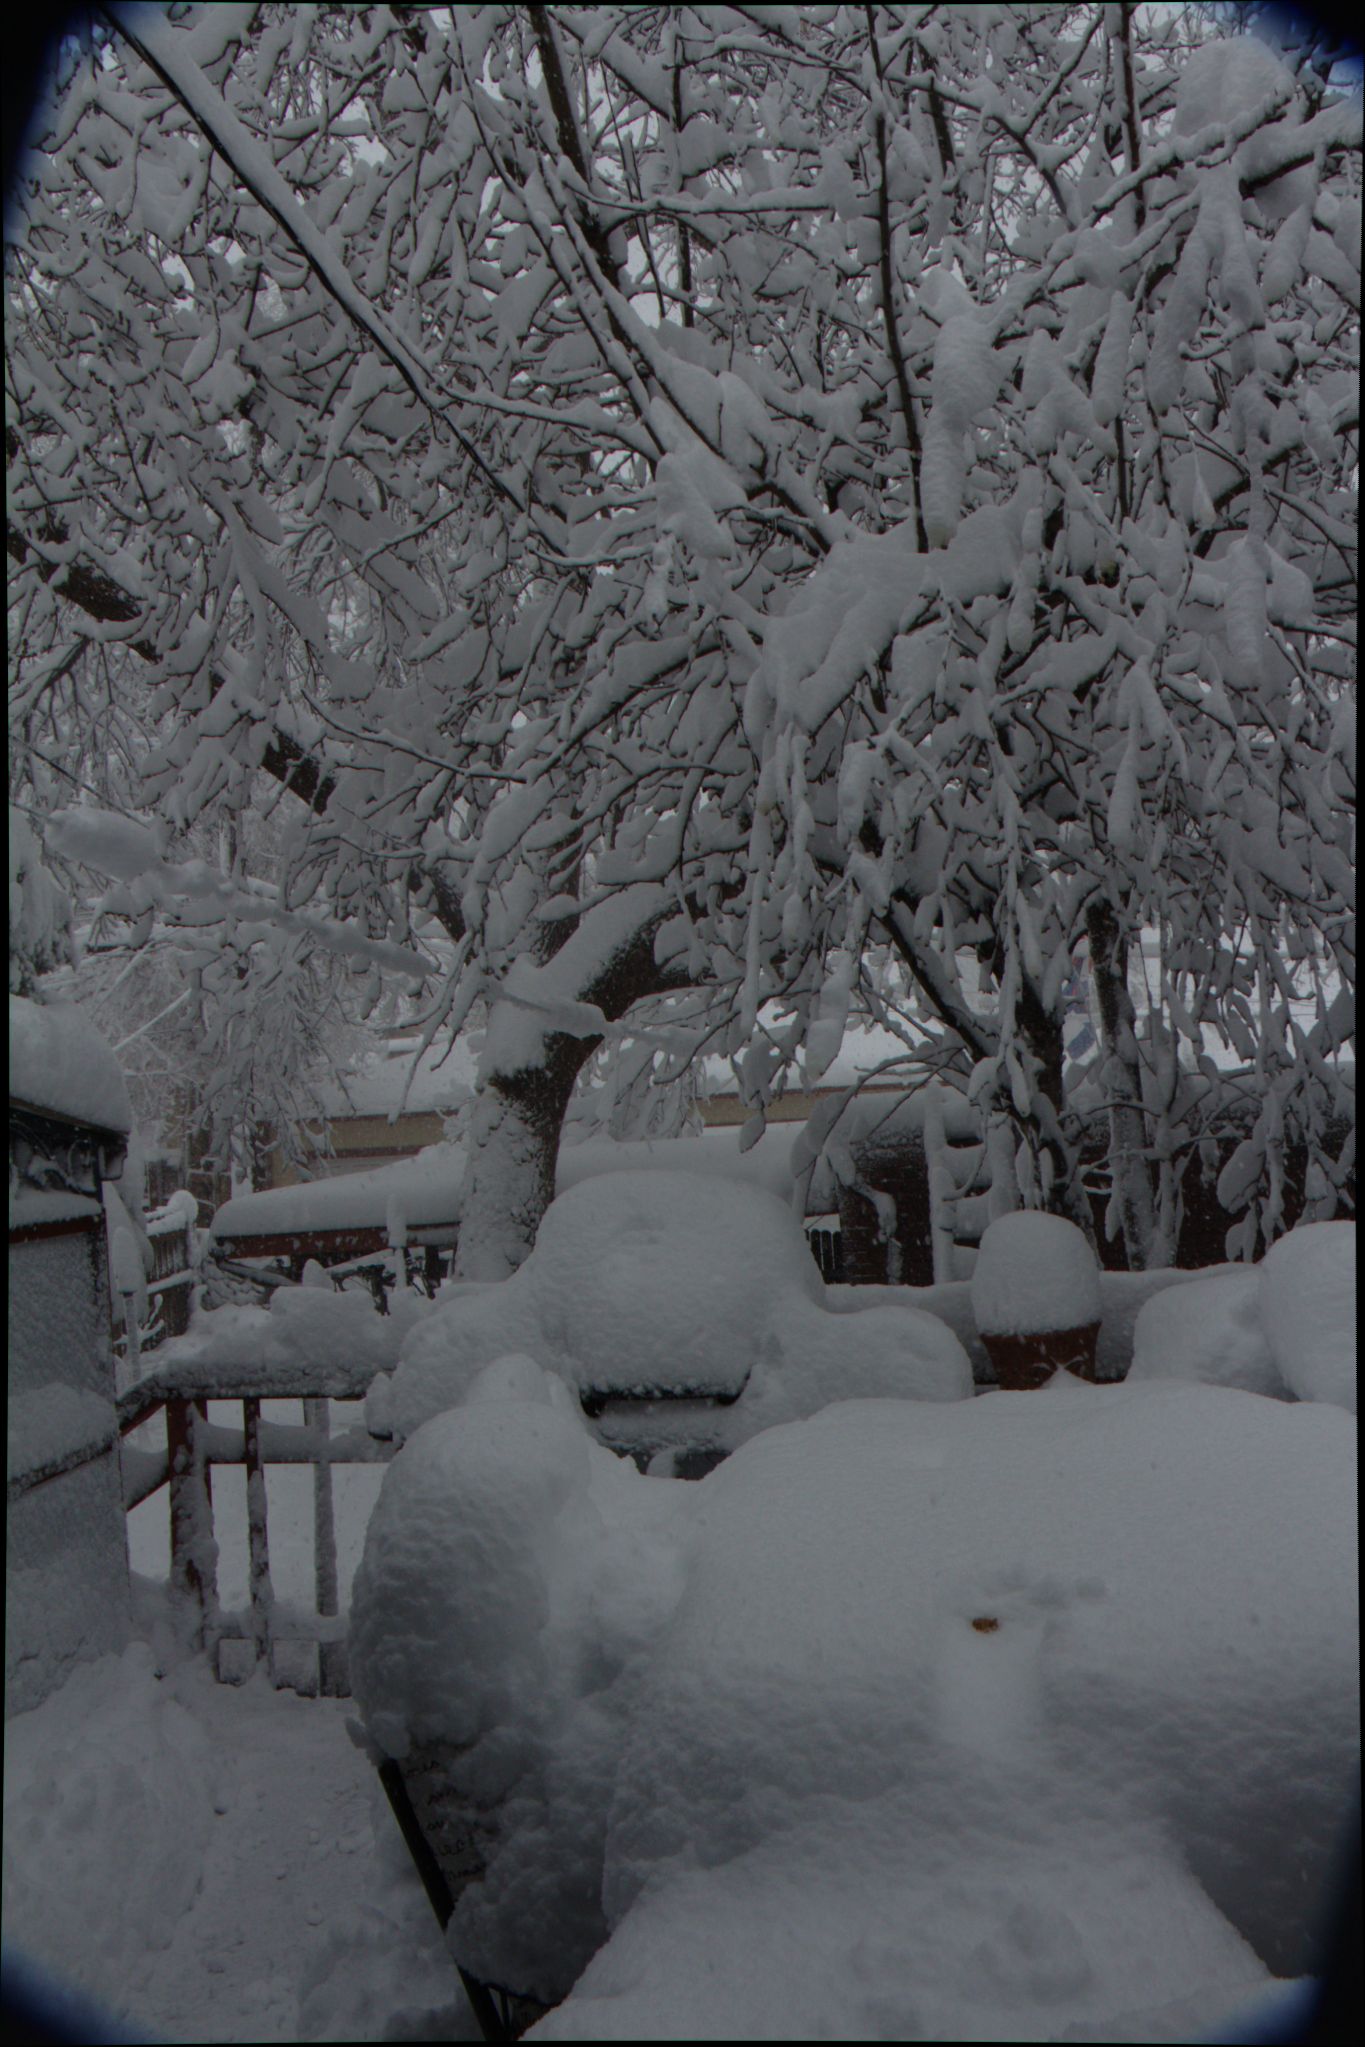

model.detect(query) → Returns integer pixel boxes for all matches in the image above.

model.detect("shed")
[8,996,134,1716]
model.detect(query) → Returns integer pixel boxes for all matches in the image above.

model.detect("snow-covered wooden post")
[242,1397,274,1662]
[167,1395,216,1644]
[305,1395,343,1695]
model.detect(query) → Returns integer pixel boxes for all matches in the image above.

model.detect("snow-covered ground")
[3,1583,472,2043]
[4,1203,1357,2044]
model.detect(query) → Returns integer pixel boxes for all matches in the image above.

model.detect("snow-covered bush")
[372,1170,971,1445]
[1258,1223,1356,1413]
[167,1281,434,1386]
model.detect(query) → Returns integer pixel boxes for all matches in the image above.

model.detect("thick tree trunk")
[453,1028,600,1282]
[453,891,689,1280]
[1014,972,1097,1245]
[1086,899,1157,1270]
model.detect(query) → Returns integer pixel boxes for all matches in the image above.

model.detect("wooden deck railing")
[114,1200,198,1376]
[118,1355,393,1696]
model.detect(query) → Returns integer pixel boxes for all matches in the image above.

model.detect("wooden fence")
[119,1354,393,1696]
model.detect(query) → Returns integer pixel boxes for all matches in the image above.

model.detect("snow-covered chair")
[366,1168,972,1471]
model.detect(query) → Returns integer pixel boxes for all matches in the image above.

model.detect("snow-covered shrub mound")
[1258,1222,1356,1413]
[167,1284,434,1387]
[377,1168,971,1444]
[971,1210,1101,1336]
[1128,1269,1285,1398]
[373,1281,546,1440]
[742,1295,973,1431]
[350,1378,1357,2028]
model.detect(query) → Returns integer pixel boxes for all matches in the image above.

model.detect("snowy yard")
[5,1189,1356,2043]
[3,1586,470,2044]
[6,0,1359,2040]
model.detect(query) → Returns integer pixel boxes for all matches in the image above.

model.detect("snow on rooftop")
[211,1123,829,1245]
[699,1021,930,1097]
[211,1144,467,1241]
[8,994,132,1135]
[315,1032,479,1120]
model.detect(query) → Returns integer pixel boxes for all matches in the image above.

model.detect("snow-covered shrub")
[1128,1269,1285,1398]
[374,1170,971,1445]
[1258,1223,1356,1413]
[166,1284,434,1393]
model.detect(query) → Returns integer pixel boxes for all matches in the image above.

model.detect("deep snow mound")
[1259,1221,1356,1413]
[350,1376,1358,2026]
[971,1209,1101,1337]
[527,1170,823,1399]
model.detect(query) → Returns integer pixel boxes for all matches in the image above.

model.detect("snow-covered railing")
[118,1351,393,1696]
[114,1193,199,1371]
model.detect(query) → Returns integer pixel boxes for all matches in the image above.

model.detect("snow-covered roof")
[699,1022,928,1097]
[212,1144,467,1241]
[315,1033,478,1120]
[212,1123,829,1245]
[9,995,132,1135]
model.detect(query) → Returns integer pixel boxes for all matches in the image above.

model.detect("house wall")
[266,1111,447,1188]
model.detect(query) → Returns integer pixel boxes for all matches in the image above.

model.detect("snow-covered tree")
[7,4,1357,1272]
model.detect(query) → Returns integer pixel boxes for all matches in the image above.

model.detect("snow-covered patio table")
[348,1197,1359,2040]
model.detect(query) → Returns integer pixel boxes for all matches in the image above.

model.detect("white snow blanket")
[1258,1222,1356,1413]
[350,1370,1358,2035]
[1128,1266,1284,1397]
[1129,1222,1355,1412]
[371,1169,972,1445]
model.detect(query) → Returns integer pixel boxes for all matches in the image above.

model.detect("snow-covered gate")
[118,1353,394,1696]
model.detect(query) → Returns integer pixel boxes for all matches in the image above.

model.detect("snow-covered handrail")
[118,1355,395,1696]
